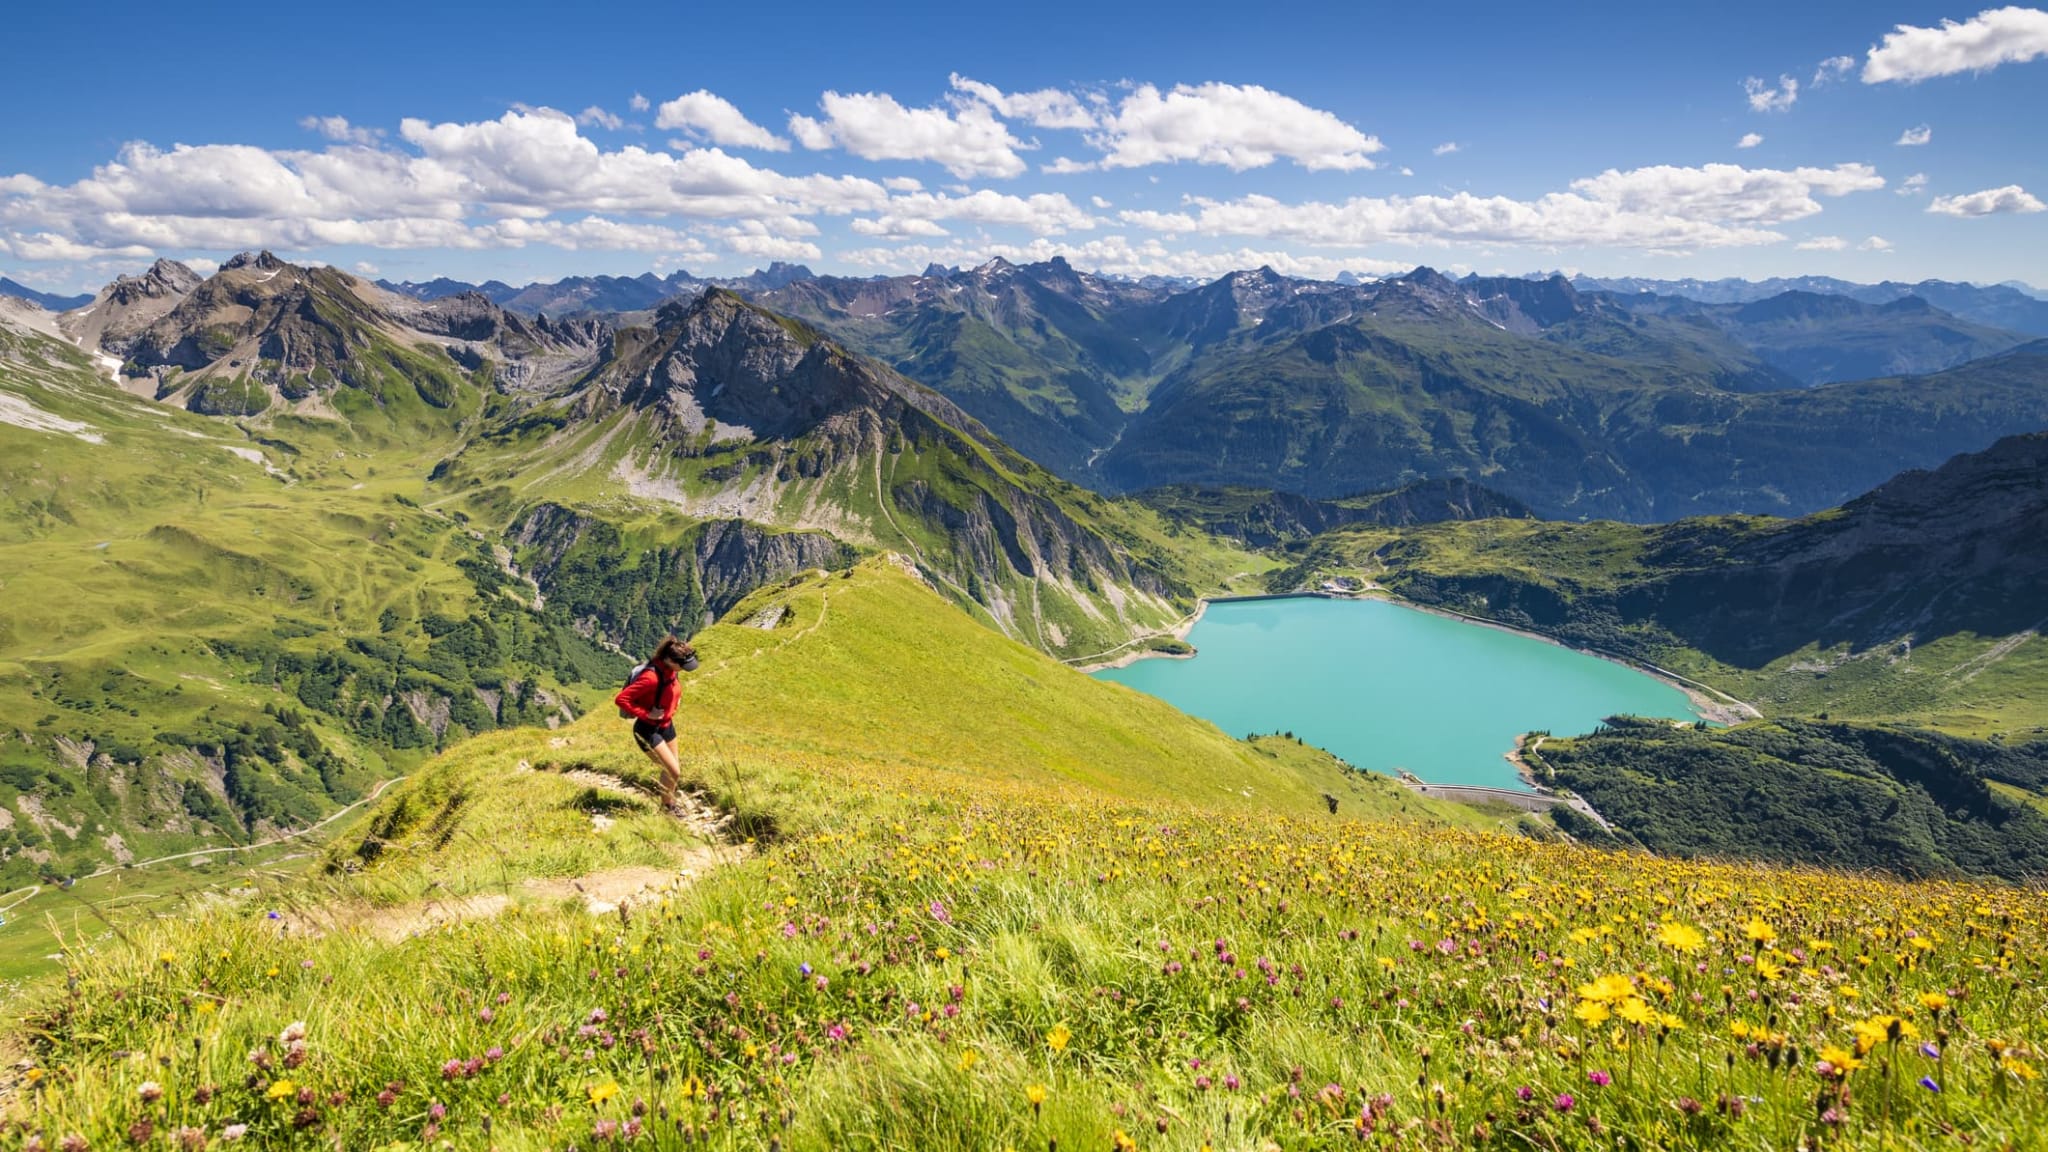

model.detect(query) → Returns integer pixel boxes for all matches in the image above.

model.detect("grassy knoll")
[7,562,2047,1150]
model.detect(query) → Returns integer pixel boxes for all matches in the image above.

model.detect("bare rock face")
[62,258,204,355]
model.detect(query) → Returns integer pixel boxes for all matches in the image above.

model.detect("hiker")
[615,636,699,811]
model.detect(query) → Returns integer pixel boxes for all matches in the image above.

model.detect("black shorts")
[633,719,677,750]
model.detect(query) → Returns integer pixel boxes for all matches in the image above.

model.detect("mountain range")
[3,246,2045,887]
[1573,273,2048,335]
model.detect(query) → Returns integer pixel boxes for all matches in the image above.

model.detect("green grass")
[7,563,2046,1150]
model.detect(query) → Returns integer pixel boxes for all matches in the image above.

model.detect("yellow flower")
[1112,1130,1137,1152]
[958,1050,980,1071]
[1657,922,1705,953]
[588,1080,620,1105]
[1819,1045,1862,1076]
[195,1001,217,1015]
[158,950,176,966]
[1025,1083,1047,1108]
[1616,997,1657,1027]
[1576,974,1634,1004]
[1573,1000,1611,1025]
[2002,1055,2041,1082]
[266,1079,297,1101]
[1659,1012,1685,1031]
[1919,992,1949,1012]
[934,947,952,961]
[1755,958,1783,981]
[1046,1024,1072,1053]
[1851,1014,1917,1056]
[1376,956,1397,972]
[1744,918,1777,945]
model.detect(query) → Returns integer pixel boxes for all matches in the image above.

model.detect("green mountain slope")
[1617,289,2030,385]
[0,315,597,886]
[435,288,1263,661]
[1529,717,2048,880]
[755,258,1154,476]
[1102,305,2048,519]
[0,260,1271,882]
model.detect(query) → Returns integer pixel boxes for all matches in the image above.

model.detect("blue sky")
[2,0,2044,292]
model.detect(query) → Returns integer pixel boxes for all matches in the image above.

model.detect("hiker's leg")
[650,738,682,808]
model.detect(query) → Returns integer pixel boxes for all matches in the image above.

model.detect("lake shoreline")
[1087,588,1760,733]
[1391,600,1760,727]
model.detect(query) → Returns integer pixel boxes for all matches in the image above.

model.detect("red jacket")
[615,666,680,725]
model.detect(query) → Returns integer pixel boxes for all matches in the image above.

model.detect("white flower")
[279,1021,307,1043]
[222,1123,249,1141]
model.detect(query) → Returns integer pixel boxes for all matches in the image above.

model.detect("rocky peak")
[221,250,287,273]
[109,259,202,303]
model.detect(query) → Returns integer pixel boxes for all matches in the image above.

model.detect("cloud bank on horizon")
[2,4,2044,292]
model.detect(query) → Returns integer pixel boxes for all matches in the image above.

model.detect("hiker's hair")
[651,635,695,668]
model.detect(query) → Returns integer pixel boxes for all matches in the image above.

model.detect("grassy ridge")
[0,329,596,885]
[8,564,2046,1150]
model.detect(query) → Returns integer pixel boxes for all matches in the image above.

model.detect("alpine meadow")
[1,2,2046,1149]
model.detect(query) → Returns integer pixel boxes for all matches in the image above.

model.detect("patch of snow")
[0,392,103,443]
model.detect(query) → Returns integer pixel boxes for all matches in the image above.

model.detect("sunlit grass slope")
[11,560,2048,1150]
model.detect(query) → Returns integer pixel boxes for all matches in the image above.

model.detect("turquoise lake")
[1094,596,1700,789]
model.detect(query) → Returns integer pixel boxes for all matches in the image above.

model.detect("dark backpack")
[617,663,656,719]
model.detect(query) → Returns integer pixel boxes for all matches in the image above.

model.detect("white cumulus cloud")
[788,91,1026,178]
[1863,5,2048,82]
[655,91,789,151]
[1813,55,1858,84]
[1927,184,2047,215]
[1861,235,1894,250]
[1897,172,1929,195]
[1795,235,1848,250]
[300,116,382,146]
[1737,133,1764,149]
[1089,82,1383,171]
[948,74,1098,130]
[1432,141,1461,156]
[1743,74,1799,112]
[576,106,624,131]
[1896,124,1933,145]
[1110,162,1884,253]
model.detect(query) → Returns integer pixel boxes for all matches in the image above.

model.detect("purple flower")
[928,900,951,925]
[1587,1070,1612,1087]
[478,1008,495,1023]
[429,1102,446,1120]
[1554,1093,1576,1113]
[1920,1042,1941,1059]
[441,1059,464,1080]
[486,1047,504,1061]
[1223,1074,1241,1091]
[1920,1077,1941,1092]
[587,1008,608,1024]
[800,963,813,976]
[1516,1085,1534,1101]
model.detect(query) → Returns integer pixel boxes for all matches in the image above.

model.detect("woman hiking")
[614,636,699,812]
